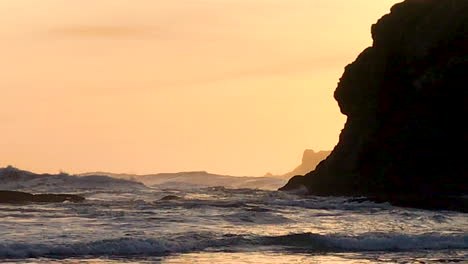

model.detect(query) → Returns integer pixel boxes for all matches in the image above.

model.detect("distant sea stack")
[273,150,331,179]
[281,0,467,210]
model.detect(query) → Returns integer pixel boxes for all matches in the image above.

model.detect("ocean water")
[0,187,466,263]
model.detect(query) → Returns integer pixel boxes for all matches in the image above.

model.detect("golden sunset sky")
[0,0,401,176]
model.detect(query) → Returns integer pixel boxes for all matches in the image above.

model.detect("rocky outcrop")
[159,195,183,201]
[281,0,467,211]
[0,191,84,203]
[275,150,331,179]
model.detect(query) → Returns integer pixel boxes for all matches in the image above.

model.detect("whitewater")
[0,186,466,263]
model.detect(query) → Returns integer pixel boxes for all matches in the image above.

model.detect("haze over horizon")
[0,0,401,176]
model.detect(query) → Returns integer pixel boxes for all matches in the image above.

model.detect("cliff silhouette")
[269,150,331,179]
[281,0,467,211]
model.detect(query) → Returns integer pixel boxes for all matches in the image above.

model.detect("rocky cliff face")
[281,0,467,206]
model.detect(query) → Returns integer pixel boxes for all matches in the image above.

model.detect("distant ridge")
[79,171,286,190]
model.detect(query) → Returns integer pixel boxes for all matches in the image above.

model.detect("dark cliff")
[281,0,467,210]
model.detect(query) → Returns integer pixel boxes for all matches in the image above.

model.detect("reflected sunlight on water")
[0,187,466,263]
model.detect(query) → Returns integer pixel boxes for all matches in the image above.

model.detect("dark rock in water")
[0,191,34,203]
[281,0,468,212]
[0,191,85,203]
[369,195,468,213]
[347,195,468,213]
[32,193,85,203]
[159,195,183,201]
[347,198,369,204]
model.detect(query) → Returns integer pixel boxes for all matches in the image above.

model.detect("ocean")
[0,186,466,263]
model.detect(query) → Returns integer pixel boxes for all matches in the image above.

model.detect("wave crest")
[0,232,466,258]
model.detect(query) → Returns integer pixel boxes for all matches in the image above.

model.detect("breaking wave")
[1,232,466,258]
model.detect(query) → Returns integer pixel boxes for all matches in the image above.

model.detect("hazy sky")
[0,0,401,176]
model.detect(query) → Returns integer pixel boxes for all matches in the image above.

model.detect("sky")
[0,0,401,176]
